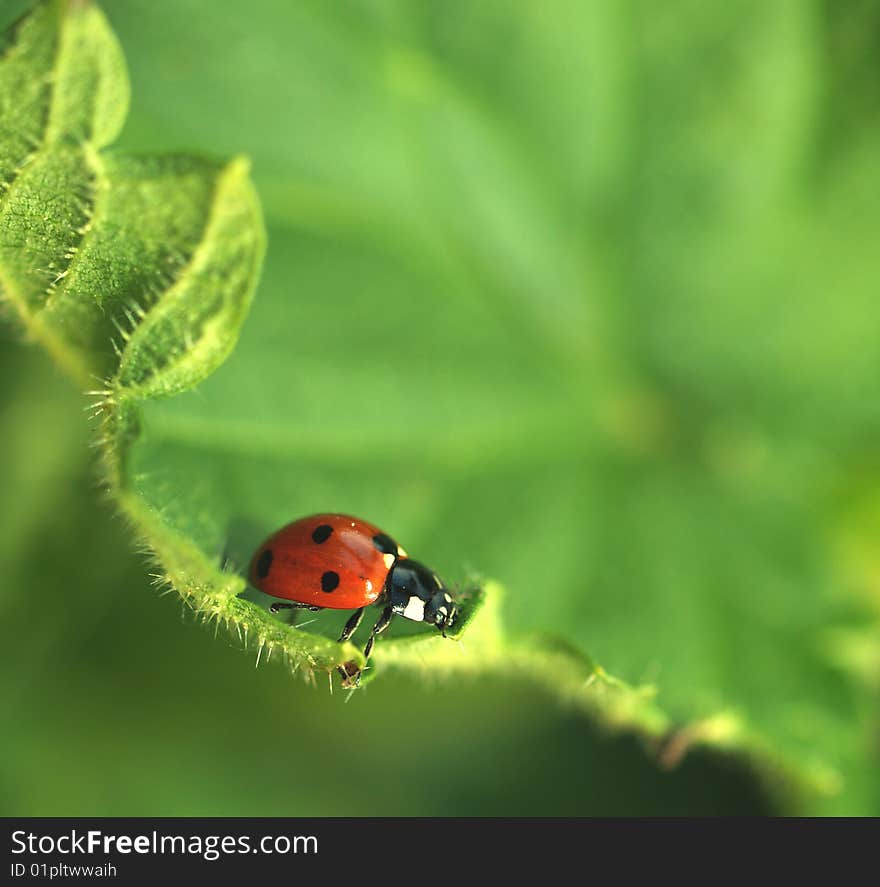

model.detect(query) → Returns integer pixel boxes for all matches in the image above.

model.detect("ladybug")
[248,514,457,682]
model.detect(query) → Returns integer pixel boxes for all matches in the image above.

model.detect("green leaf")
[4,0,880,816]
[1,0,125,377]
[106,0,880,813]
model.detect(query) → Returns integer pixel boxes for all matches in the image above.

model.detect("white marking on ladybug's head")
[397,546,408,558]
[402,596,426,622]
[382,552,396,570]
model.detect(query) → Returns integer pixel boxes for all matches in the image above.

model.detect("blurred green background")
[3,0,880,815]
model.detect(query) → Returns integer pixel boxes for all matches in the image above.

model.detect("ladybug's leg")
[269,601,322,614]
[335,608,366,685]
[363,606,394,662]
[338,607,394,688]
[337,607,365,643]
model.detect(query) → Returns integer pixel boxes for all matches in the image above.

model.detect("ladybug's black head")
[386,559,457,635]
[428,588,457,637]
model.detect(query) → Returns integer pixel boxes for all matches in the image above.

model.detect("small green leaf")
[0,0,127,376]
[113,155,264,399]
[43,0,128,148]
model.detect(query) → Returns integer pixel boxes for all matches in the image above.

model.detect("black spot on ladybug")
[372,533,398,556]
[321,570,340,593]
[311,524,333,544]
[256,549,273,579]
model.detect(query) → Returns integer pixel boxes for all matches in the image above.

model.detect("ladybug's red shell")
[248,514,402,610]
